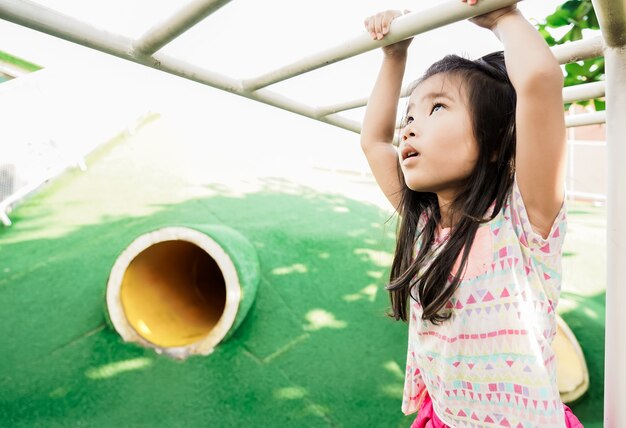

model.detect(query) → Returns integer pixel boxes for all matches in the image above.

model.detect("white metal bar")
[241,0,520,92]
[317,84,416,116]
[0,0,358,134]
[563,81,605,104]
[565,111,606,127]
[591,0,626,424]
[0,0,133,58]
[551,35,605,64]
[316,97,369,117]
[131,0,233,57]
[604,44,626,428]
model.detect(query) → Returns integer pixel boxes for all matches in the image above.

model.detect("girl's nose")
[402,129,416,141]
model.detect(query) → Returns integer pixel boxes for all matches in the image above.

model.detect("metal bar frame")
[0,0,607,135]
[0,3,623,424]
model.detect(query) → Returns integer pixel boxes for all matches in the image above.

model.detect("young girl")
[361,2,584,427]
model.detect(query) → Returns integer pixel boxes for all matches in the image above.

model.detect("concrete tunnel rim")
[106,226,241,359]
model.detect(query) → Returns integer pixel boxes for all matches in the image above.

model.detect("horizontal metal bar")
[565,111,606,127]
[0,0,133,58]
[316,97,369,117]
[0,0,359,134]
[241,0,520,92]
[563,81,606,103]
[131,0,233,57]
[551,35,605,64]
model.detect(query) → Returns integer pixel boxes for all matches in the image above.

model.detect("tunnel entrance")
[106,226,258,359]
[120,240,227,348]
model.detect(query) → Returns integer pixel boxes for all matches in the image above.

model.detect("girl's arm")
[361,10,412,212]
[468,2,567,239]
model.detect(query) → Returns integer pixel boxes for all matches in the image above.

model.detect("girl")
[361,2,584,427]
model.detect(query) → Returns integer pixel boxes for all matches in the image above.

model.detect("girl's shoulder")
[500,174,568,255]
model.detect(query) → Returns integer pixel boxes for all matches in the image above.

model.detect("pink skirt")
[410,390,584,428]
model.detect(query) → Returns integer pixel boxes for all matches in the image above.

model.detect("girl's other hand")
[464,1,520,30]
[364,10,412,56]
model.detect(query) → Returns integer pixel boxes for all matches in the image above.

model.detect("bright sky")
[0,0,571,180]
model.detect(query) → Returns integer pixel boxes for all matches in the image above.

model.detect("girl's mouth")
[401,144,420,161]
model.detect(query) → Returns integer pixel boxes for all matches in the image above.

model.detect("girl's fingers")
[364,17,376,39]
[365,10,406,40]
[374,14,383,39]
[381,13,390,35]
[381,11,396,36]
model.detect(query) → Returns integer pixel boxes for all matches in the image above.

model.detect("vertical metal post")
[602,45,626,428]
[590,0,626,425]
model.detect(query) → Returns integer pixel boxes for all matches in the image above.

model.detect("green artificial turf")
[0,117,605,427]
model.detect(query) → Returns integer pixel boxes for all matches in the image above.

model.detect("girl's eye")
[430,103,445,115]
[406,116,414,124]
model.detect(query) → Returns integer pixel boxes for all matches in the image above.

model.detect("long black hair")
[386,51,517,325]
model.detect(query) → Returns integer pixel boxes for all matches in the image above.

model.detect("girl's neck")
[437,206,454,230]
[436,194,456,230]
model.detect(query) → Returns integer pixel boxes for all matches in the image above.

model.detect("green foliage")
[534,0,605,111]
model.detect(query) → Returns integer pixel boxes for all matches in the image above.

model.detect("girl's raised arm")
[361,10,412,212]
[468,2,567,239]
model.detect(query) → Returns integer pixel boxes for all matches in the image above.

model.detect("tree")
[534,0,605,111]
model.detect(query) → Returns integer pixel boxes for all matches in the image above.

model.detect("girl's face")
[399,73,479,199]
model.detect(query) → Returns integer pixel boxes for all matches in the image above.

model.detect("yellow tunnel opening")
[120,240,227,348]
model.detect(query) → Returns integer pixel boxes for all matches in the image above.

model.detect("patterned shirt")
[401,176,568,427]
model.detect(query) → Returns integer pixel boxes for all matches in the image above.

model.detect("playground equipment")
[106,225,260,360]
[1,0,623,425]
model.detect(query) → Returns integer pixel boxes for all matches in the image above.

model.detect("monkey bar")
[0,0,624,425]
